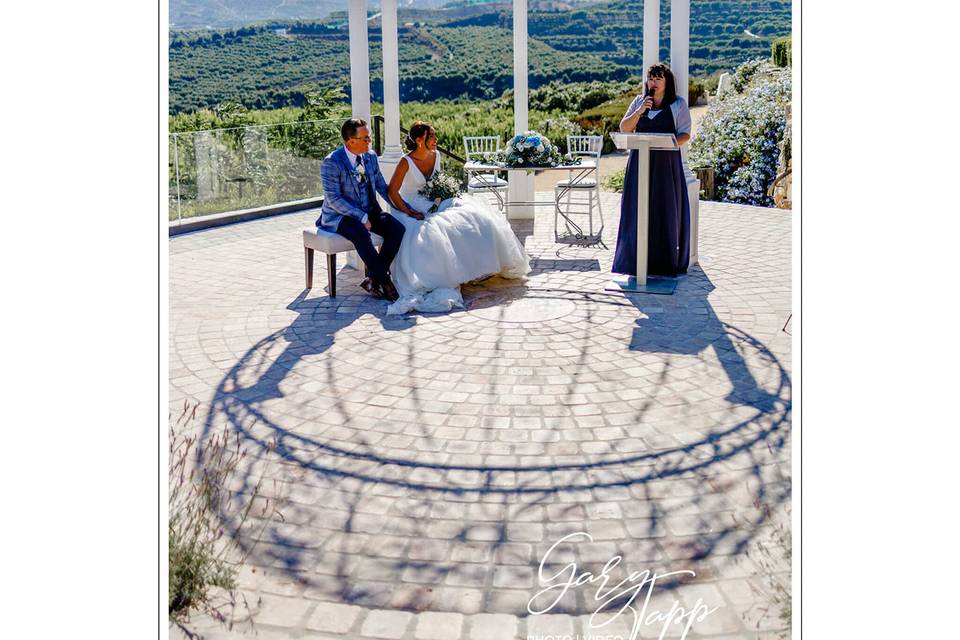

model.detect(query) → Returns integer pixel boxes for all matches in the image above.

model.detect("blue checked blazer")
[317,146,392,232]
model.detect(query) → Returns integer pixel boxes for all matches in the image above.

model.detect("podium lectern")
[606,132,680,295]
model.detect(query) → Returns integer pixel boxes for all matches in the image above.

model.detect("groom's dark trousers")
[335,212,404,284]
[317,146,405,285]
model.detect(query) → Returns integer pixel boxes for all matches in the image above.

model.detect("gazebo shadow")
[625,267,783,411]
[618,264,792,564]
[221,289,417,404]
[191,263,791,622]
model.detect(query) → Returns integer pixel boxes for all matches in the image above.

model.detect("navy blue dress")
[612,103,690,277]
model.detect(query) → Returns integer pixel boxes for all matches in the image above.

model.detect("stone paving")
[169,192,792,640]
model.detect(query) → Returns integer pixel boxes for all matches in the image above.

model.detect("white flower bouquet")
[483,130,580,168]
[418,169,464,213]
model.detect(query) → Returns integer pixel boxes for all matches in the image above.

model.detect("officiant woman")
[612,63,692,277]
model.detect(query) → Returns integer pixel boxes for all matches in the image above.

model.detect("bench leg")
[326,253,337,298]
[304,247,314,289]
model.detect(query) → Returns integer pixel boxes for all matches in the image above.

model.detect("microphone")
[639,85,654,117]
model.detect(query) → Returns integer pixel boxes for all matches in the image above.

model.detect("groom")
[317,118,404,301]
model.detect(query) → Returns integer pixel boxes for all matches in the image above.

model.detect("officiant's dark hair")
[405,121,434,151]
[341,118,369,141]
[646,63,678,106]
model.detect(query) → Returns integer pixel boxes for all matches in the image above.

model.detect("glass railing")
[168,119,343,224]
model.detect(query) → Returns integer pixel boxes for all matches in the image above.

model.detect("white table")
[605,132,680,295]
[464,160,604,246]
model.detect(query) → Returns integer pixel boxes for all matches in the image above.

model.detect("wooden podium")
[606,132,680,295]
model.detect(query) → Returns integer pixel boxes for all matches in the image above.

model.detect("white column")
[509,0,535,219]
[348,0,371,122]
[670,0,699,266]
[670,0,689,104]
[643,0,659,76]
[345,1,372,271]
[379,0,403,179]
[670,0,691,170]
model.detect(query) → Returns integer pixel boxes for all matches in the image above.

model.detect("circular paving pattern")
[467,289,577,322]
[169,199,792,637]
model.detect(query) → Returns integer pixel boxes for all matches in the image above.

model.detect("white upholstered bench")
[302,227,382,297]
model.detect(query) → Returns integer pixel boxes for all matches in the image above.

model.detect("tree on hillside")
[290,87,349,159]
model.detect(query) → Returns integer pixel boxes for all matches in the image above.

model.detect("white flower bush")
[690,60,791,206]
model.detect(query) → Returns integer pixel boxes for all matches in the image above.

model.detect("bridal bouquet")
[483,130,580,168]
[418,169,463,213]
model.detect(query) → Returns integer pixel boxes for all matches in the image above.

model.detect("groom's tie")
[355,155,365,187]
[357,154,376,215]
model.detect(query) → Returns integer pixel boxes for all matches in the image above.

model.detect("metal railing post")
[173,133,183,223]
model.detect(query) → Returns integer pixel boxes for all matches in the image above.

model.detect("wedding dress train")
[386,153,530,315]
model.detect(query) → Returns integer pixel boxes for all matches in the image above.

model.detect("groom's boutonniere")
[353,161,367,184]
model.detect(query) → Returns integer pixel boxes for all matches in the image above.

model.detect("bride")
[384,121,530,315]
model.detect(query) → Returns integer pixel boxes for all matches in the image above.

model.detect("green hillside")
[457,0,792,75]
[169,0,791,114]
[169,23,630,113]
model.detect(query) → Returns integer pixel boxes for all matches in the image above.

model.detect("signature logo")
[527,532,719,640]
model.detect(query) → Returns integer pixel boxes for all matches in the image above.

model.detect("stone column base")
[687,173,701,266]
[506,174,536,219]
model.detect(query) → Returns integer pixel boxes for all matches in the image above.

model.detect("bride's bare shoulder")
[389,155,410,187]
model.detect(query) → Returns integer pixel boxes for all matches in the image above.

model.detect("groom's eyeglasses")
[352,136,372,141]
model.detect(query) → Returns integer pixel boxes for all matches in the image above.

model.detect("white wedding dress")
[385,153,530,315]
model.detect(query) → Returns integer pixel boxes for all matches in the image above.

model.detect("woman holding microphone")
[612,63,692,278]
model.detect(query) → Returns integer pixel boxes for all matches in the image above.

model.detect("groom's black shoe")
[360,277,385,300]
[381,281,400,302]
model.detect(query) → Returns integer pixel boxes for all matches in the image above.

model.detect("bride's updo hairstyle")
[405,121,434,151]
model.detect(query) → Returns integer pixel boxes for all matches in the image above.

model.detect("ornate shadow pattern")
[195,259,791,620]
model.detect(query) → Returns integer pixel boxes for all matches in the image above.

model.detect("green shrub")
[732,58,767,92]
[538,117,584,154]
[772,36,792,68]
[290,87,351,159]
[513,79,639,114]
[689,78,706,106]
[603,168,625,193]
[575,95,634,153]
[168,405,284,623]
